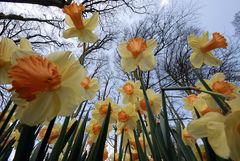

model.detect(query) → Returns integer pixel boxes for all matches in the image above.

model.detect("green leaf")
[133,130,147,161]
[171,129,198,161]
[68,110,89,161]
[0,100,12,123]
[0,105,17,137]
[36,117,56,161]
[87,103,111,161]
[13,124,37,161]
[48,117,78,161]
[118,129,124,161]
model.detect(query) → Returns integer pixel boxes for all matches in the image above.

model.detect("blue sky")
[186,0,240,36]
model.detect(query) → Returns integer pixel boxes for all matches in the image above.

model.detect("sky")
[166,0,240,36]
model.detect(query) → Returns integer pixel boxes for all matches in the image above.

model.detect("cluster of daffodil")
[182,32,240,161]
[0,1,239,161]
[83,35,162,160]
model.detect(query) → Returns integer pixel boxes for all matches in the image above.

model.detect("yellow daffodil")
[79,76,99,100]
[118,38,157,72]
[0,38,17,84]
[225,94,240,112]
[103,148,109,161]
[118,80,142,104]
[131,149,139,161]
[187,112,229,159]
[196,73,237,100]
[182,94,198,110]
[86,119,102,143]
[63,3,99,43]
[188,111,240,160]
[129,134,150,155]
[182,127,196,148]
[116,125,134,148]
[136,89,162,115]
[110,153,130,161]
[91,97,119,123]
[117,103,138,130]
[188,32,227,68]
[38,123,62,144]
[192,93,220,116]
[9,51,86,126]
[86,119,112,143]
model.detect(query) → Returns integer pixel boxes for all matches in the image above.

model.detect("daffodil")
[182,94,198,110]
[117,103,138,130]
[225,94,240,112]
[0,38,17,84]
[116,125,134,148]
[79,76,99,100]
[38,123,62,144]
[136,89,162,115]
[9,51,86,126]
[103,148,109,161]
[118,38,157,72]
[181,127,196,148]
[129,134,150,155]
[192,93,220,116]
[118,80,142,104]
[86,119,102,142]
[63,3,99,43]
[91,97,119,123]
[110,153,130,161]
[188,111,240,160]
[188,32,227,68]
[196,73,237,99]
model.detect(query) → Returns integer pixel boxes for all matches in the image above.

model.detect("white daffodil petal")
[16,92,60,126]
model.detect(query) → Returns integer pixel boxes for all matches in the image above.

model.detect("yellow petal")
[0,38,17,62]
[143,39,157,54]
[77,29,98,43]
[15,92,60,126]
[187,35,201,52]
[190,52,204,68]
[203,53,223,66]
[84,12,99,31]
[207,121,230,159]
[138,54,156,71]
[63,27,80,38]
[19,38,32,50]
[118,43,132,58]
[187,112,225,138]
[65,15,74,27]
[121,57,138,72]
[57,87,81,116]
[226,95,240,112]
[225,111,240,161]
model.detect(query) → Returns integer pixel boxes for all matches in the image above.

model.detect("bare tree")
[232,11,240,37]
